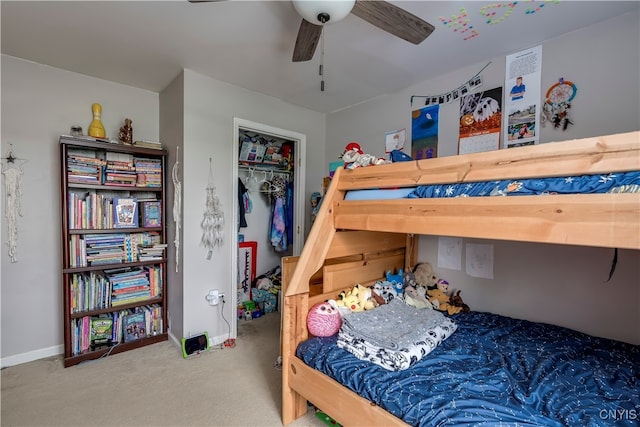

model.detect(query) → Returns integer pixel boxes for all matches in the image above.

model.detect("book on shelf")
[133,140,163,150]
[140,201,162,227]
[113,197,138,228]
[90,316,113,350]
[138,243,167,261]
[61,134,111,144]
[123,312,147,342]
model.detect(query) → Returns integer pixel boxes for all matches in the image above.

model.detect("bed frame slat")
[337,131,640,190]
[333,193,639,249]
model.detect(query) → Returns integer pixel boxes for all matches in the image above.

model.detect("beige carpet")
[1,312,325,427]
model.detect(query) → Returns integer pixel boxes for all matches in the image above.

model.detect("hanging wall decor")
[1,147,26,263]
[411,62,490,109]
[172,147,182,272]
[201,158,224,259]
[541,78,577,130]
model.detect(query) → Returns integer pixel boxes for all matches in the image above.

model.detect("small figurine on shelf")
[88,103,106,138]
[118,118,133,145]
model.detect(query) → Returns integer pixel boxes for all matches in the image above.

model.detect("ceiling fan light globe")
[292,0,356,25]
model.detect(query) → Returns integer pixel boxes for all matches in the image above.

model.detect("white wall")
[1,55,159,365]
[325,11,640,344]
[167,69,325,344]
[0,58,326,366]
[159,72,185,347]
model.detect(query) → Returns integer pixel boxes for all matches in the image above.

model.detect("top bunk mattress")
[343,171,640,201]
[297,310,640,426]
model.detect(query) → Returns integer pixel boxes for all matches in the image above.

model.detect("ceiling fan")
[188,0,435,63]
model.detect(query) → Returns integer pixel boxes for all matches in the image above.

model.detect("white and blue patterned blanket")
[337,299,457,371]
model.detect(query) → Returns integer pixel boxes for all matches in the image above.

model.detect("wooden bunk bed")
[281,131,640,426]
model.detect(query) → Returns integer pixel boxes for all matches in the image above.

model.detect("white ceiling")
[2,1,638,114]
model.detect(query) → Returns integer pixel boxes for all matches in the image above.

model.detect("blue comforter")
[407,171,640,199]
[297,311,640,426]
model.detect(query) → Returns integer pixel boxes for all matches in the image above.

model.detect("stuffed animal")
[336,284,377,313]
[449,290,470,313]
[341,141,389,170]
[404,285,432,309]
[307,301,342,337]
[352,284,377,311]
[413,262,438,289]
[336,289,363,312]
[427,279,462,315]
[386,268,404,295]
[372,280,400,304]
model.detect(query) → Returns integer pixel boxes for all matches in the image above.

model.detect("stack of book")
[134,157,162,187]
[137,243,167,261]
[105,267,151,307]
[84,233,126,266]
[133,140,163,150]
[104,152,136,186]
[67,150,106,184]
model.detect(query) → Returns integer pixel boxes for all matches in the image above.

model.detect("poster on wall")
[237,241,257,303]
[458,87,503,154]
[411,104,439,160]
[385,128,406,153]
[503,45,542,148]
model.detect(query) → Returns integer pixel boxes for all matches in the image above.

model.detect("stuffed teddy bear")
[341,142,389,170]
[413,262,438,289]
[427,279,462,315]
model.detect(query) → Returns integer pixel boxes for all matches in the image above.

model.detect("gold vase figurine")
[88,103,106,138]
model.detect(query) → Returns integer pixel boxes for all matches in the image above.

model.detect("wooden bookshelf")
[59,135,168,367]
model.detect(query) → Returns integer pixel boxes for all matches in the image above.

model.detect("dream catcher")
[541,78,577,130]
[200,158,224,259]
[172,147,181,273]
[1,147,26,263]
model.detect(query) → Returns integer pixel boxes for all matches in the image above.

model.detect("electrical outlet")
[206,289,220,306]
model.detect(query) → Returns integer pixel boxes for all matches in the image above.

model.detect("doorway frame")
[231,117,306,322]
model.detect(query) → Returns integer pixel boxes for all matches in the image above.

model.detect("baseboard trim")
[1,344,63,368]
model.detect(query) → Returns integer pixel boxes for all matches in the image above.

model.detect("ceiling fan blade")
[292,19,323,62]
[352,0,434,45]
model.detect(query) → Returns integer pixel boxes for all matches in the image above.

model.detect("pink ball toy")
[307,302,342,337]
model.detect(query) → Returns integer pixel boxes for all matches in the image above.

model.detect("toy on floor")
[427,279,463,315]
[341,142,390,170]
[316,410,342,427]
[307,301,342,337]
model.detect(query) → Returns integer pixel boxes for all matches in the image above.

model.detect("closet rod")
[238,164,292,175]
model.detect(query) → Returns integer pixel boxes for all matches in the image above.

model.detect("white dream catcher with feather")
[1,147,26,263]
[201,158,224,259]
[172,147,182,273]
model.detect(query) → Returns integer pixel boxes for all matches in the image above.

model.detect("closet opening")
[231,118,306,334]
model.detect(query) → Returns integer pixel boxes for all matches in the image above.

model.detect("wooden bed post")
[281,168,345,425]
